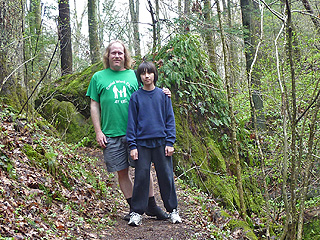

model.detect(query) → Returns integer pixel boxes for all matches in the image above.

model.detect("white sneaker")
[128,212,142,226]
[169,209,182,224]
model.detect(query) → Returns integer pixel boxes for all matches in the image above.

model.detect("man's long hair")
[103,40,132,69]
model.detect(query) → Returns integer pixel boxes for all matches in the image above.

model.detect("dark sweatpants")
[131,145,178,215]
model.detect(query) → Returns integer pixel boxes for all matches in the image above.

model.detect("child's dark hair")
[136,61,158,85]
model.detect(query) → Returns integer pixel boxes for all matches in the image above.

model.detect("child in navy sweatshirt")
[126,61,182,226]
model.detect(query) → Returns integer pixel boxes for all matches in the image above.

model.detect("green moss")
[227,219,258,240]
[243,175,265,214]
[23,144,46,168]
[2,83,25,111]
[40,98,90,143]
[220,210,232,218]
[34,117,59,138]
[36,62,103,120]
[173,104,240,209]
[207,138,227,173]
[303,219,320,240]
[35,62,104,144]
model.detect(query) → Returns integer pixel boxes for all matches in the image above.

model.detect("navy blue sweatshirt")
[126,87,176,150]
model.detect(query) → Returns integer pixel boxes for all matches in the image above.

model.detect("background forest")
[1,0,320,239]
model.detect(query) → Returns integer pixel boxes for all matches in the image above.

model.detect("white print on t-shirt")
[106,81,115,90]
[113,85,127,99]
[114,99,128,104]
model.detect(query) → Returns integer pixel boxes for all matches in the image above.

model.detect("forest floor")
[77,148,242,240]
[0,106,252,239]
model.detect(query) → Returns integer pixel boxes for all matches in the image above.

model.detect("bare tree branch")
[18,41,59,116]
[1,56,36,92]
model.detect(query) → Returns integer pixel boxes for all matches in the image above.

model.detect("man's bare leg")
[117,167,133,199]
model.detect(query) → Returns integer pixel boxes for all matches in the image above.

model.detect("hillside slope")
[0,105,256,239]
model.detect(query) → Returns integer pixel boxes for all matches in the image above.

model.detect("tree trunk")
[247,5,271,238]
[274,23,292,240]
[240,0,265,129]
[184,0,191,32]
[155,0,160,46]
[129,0,141,56]
[300,0,320,34]
[0,0,26,110]
[88,0,101,64]
[147,0,157,53]
[29,0,43,74]
[58,0,73,75]
[285,0,298,238]
[215,0,246,218]
[203,0,217,73]
[297,98,319,239]
[226,0,237,87]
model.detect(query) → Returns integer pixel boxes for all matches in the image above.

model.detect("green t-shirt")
[86,68,139,137]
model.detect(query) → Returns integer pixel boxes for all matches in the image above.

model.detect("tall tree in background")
[88,0,101,64]
[301,0,320,34]
[215,0,246,218]
[58,0,73,75]
[202,0,217,72]
[184,0,191,32]
[240,0,265,129]
[226,0,238,87]
[72,0,89,71]
[29,0,43,74]
[155,0,160,46]
[0,0,26,110]
[129,0,141,56]
[147,0,158,53]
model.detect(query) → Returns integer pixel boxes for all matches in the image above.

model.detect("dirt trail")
[91,149,212,240]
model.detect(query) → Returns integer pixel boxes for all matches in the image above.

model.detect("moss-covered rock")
[173,108,240,209]
[39,98,93,143]
[35,63,103,144]
[36,62,103,120]
[227,219,258,240]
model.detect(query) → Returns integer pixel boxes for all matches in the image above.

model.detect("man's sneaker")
[128,212,142,226]
[145,205,169,220]
[169,209,182,224]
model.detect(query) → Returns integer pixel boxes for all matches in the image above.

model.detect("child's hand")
[130,149,138,160]
[165,146,174,156]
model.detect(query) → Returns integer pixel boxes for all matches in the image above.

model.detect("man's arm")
[90,99,107,148]
[126,97,138,151]
[165,96,176,146]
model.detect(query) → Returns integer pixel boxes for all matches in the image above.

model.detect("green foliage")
[303,219,320,240]
[154,34,230,133]
[304,195,320,209]
[0,153,15,179]
[227,219,258,240]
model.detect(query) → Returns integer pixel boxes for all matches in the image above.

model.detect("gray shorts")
[103,135,134,172]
